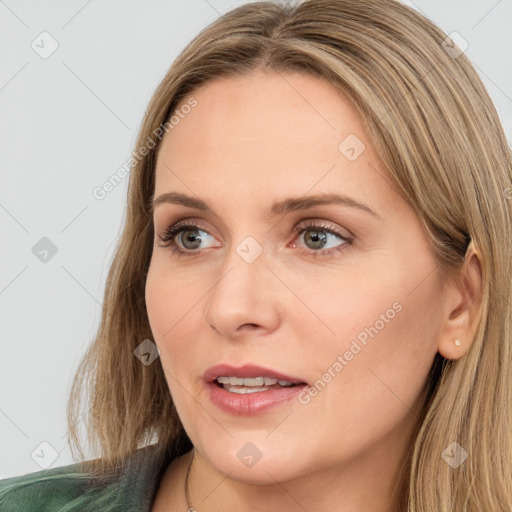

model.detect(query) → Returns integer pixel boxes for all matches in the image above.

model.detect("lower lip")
[206,381,308,416]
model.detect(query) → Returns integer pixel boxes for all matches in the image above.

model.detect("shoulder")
[0,459,104,512]
[0,443,173,512]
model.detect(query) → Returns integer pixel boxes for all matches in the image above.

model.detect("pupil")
[306,230,327,249]
[183,230,201,249]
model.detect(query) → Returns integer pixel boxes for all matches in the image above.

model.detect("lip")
[203,363,309,416]
[203,363,308,385]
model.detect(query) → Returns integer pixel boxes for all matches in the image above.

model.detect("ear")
[437,239,484,360]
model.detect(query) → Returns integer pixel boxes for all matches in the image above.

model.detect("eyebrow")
[151,191,380,219]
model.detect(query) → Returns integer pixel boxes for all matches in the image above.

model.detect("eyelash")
[156,220,353,259]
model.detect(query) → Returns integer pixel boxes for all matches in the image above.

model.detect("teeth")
[216,376,294,387]
[223,385,270,394]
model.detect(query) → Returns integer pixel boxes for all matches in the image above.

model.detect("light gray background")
[1,0,511,478]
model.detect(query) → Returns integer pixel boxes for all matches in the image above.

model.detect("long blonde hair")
[67,1,512,509]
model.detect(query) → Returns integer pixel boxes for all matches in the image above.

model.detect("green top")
[0,443,176,511]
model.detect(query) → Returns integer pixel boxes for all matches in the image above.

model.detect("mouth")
[203,363,309,415]
[204,363,308,390]
[213,376,302,393]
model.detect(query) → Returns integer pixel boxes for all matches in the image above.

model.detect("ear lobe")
[437,239,484,360]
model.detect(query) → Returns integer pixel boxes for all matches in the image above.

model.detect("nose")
[203,241,283,341]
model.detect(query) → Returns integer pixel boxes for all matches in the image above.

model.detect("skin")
[146,69,483,511]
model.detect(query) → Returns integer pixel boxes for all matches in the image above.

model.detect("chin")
[199,440,306,485]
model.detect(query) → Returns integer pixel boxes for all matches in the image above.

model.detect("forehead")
[166,70,364,145]
[157,71,369,170]
[153,70,400,220]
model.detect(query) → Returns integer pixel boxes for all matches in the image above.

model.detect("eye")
[156,219,353,258]
[291,220,352,257]
[156,221,218,257]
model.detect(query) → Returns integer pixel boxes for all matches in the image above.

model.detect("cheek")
[293,263,440,440]
[312,247,442,373]
[145,259,206,374]
[146,257,196,333]
[145,265,172,340]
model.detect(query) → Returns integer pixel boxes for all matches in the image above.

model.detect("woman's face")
[145,70,444,485]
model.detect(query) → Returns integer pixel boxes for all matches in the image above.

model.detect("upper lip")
[203,363,308,386]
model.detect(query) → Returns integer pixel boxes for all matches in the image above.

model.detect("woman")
[1,0,511,510]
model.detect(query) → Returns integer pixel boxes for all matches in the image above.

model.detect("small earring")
[454,338,461,346]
